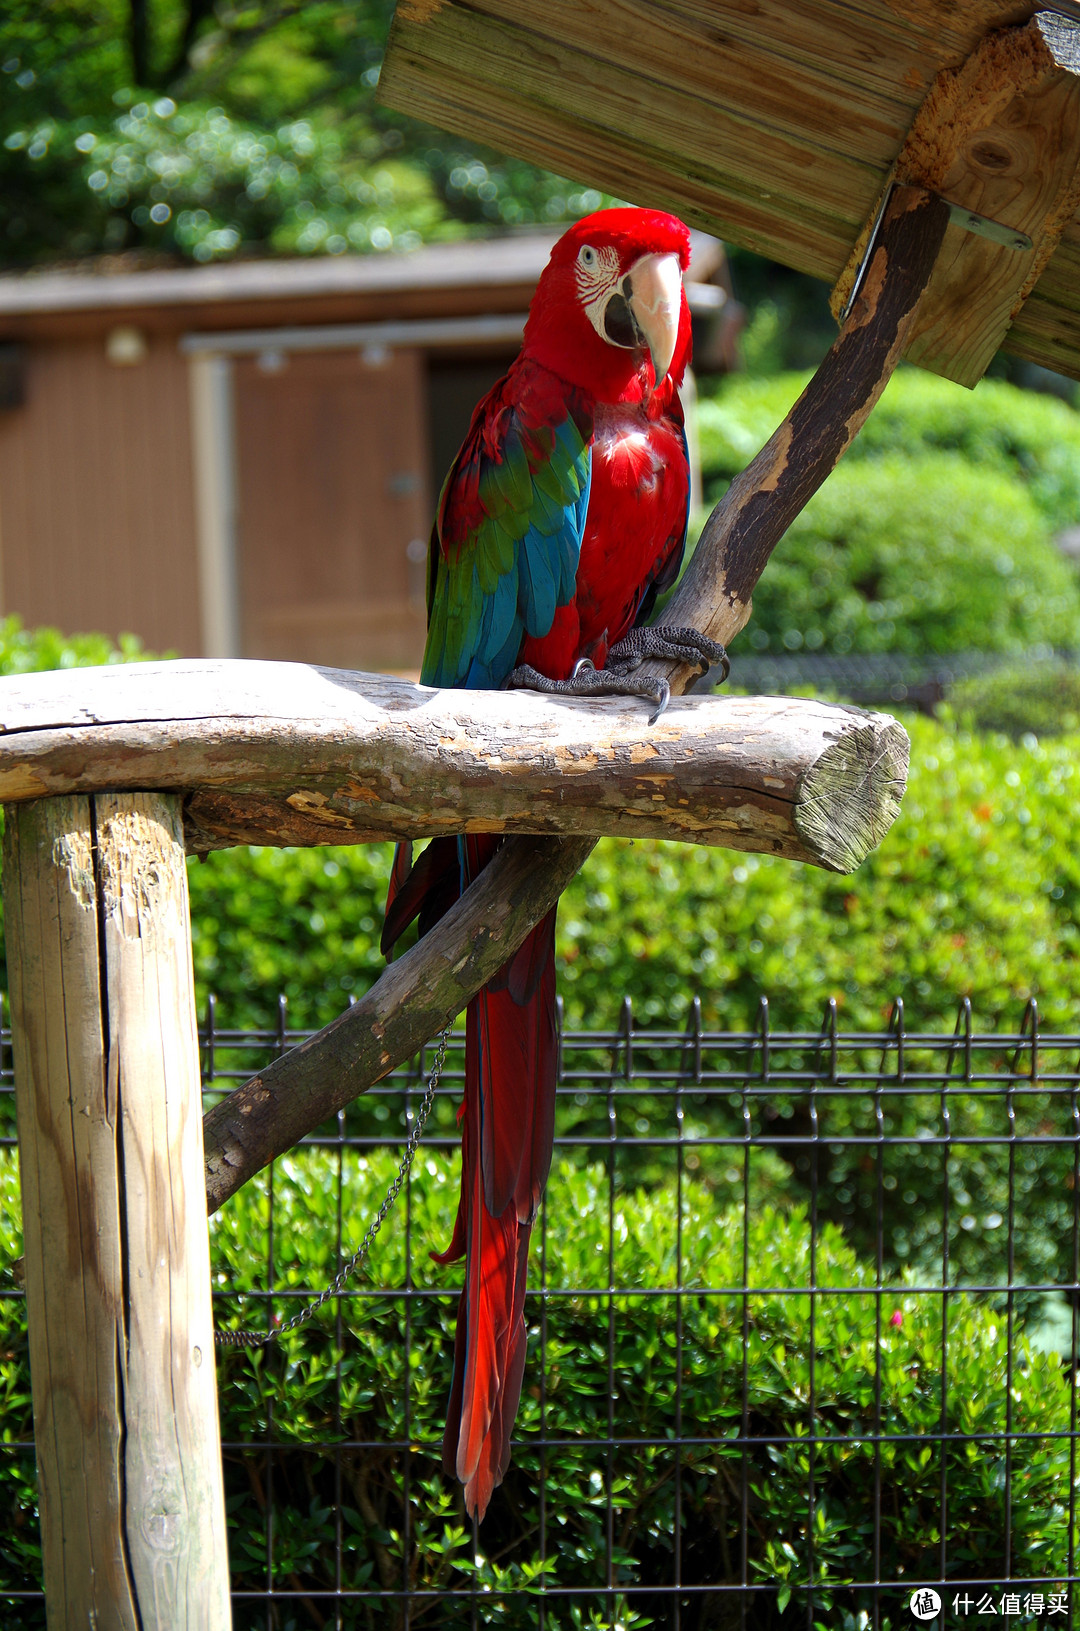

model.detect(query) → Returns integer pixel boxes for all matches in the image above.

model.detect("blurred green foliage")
[0,0,611,266]
[697,370,1080,658]
[0,1150,1071,1621]
[949,661,1080,739]
[699,370,1080,531]
[0,612,156,672]
[738,454,1079,658]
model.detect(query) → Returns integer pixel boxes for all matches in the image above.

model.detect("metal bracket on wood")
[839,187,1035,325]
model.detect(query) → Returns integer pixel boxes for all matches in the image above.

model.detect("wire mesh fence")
[1,993,1079,1628]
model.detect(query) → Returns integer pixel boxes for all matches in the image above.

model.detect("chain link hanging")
[215,1023,453,1351]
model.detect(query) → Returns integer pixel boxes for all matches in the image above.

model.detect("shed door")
[233,347,430,673]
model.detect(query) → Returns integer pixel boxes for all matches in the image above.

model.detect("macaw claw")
[606,625,730,684]
[507,660,672,724]
[509,630,729,725]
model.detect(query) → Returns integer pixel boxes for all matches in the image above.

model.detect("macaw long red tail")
[429,835,558,1520]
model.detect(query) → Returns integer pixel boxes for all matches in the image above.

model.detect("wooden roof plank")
[386,53,848,274]
[660,0,939,101]
[386,3,881,229]
[381,0,1080,381]
[829,12,1080,385]
[461,0,913,164]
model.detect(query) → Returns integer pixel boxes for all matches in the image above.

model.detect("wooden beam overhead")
[380,0,1080,383]
[832,11,1080,385]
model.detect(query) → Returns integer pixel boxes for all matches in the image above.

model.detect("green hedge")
[0,613,155,673]
[698,369,1080,533]
[0,1151,1070,1625]
[696,371,1080,657]
[730,453,1080,657]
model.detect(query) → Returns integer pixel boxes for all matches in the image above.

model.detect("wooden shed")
[0,232,730,672]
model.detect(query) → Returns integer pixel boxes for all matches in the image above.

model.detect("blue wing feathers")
[422,366,592,692]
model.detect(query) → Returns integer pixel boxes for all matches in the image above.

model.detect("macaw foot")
[606,625,730,686]
[508,628,729,724]
[508,658,671,723]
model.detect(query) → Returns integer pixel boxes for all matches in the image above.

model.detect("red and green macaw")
[382,208,725,1520]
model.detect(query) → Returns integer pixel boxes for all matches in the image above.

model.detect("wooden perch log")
[0,660,907,872]
[202,185,946,1214]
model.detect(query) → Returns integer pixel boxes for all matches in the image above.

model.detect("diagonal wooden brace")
[831,10,1080,387]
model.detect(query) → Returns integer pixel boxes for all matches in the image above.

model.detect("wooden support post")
[4,792,231,1629]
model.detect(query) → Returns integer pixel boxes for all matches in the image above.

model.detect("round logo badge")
[909,1588,942,1622]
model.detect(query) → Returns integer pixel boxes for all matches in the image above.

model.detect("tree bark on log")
[203,184,950,1214]
[0,663,907,870]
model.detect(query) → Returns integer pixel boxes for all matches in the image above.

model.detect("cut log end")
[795,715,910,874]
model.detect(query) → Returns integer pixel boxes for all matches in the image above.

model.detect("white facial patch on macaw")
[575,243,628,343]
[577,245,684,382]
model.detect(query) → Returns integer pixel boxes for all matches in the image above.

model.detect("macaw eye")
[578,245,598,269]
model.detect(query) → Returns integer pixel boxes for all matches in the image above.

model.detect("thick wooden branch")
[201,185,946,1213]
[646,183,951,697]
[0,660,905,872]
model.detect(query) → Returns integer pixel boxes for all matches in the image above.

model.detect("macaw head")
[523,207,693,402]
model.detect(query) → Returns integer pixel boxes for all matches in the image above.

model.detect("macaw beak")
[620,251,684,382]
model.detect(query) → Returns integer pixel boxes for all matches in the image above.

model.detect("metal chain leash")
[215,1023,453,1350]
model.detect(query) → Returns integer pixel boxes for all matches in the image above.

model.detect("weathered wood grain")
[0,659,907,869]
[831,11,1080,386]
[380,0,1080,382]
[4,794,231,1629]
[201,186,940,1213]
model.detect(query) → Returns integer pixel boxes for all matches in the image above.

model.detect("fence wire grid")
[2,993,1080,1630]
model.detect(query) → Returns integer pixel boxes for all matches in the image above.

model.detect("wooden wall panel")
[0,338,202,654]
[233,347,431,673]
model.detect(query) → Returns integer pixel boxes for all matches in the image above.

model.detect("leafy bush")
[32,98,452,262]
[0,614,155,674]
[698,369,1080,534]
[188,844,392,1030]
[737,453,1080,657]
[0,1150,1070,1625]
[697,370,1080,659]
[948,661,1080,738]
[0,4,613,266]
